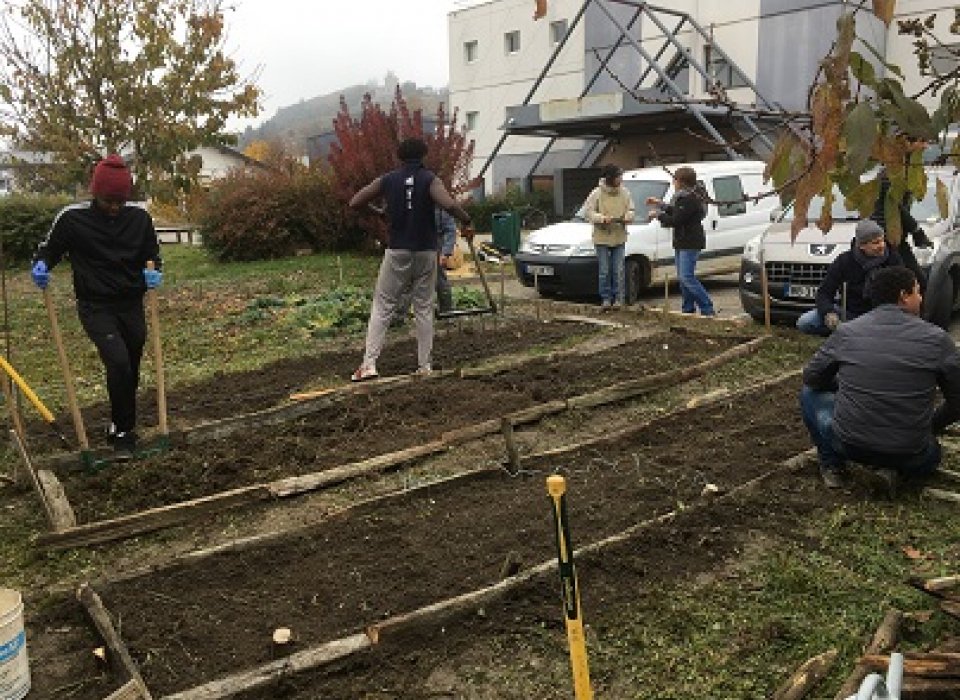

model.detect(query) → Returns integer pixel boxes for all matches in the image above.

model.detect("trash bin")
[491,211,521,254]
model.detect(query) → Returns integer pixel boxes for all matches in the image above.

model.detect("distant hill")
[238,75,449,155]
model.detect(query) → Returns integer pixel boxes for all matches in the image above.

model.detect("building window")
[550,20,568,45]
[504,30,520,55]
[712,175,747,216]
[464,40,478,63]
[704,45,748,90]
[466,111,479,131]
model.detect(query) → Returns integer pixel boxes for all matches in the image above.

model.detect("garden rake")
[437,236,498,320]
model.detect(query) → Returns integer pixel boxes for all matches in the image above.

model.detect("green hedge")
[199,167,355,262]
[464,187,555,232]
[0,194,72,265]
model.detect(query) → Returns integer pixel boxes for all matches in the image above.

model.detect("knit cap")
[855,219,884,244]
[90,154,133,200]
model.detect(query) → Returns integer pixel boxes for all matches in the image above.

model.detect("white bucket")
[0,589,29,700]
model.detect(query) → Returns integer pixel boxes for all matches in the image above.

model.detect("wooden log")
[77,583,153,699]
[103,678,143,700]
[36,468,77,530]
[38,484,270,551]
[551,314,627,328]
[288,387,336,402]
[160,633,370,700]
[909,574,960,596]
[772,648,838,700]
[937,468,960,483]
[833,608,903,700]
[901,676,960,698]
[268,441,447,498]
[942,600,960,621]
[440,417,501,445]
[924,487,960,504]
[10,429,57,528]
[859,652,960,678]
[500,417,521,474]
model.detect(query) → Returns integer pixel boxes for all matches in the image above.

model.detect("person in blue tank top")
[349,137,473,381]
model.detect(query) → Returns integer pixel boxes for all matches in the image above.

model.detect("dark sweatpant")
[77,298,146,434]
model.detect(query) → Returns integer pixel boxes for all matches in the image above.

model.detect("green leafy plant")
[0,193,72,265]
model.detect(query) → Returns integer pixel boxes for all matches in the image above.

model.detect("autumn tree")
[0,0,261,195]
[765,2,960,242]
[327,87,474,245]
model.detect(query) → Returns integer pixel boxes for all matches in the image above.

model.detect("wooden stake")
[43,287,89,449]
[760,249,772,333]
[1,372,25,448]
[924,487,960,504]
[833,608,902,700]
[772,648,838,700]
[77,583,154,699]
[145,262,167,436]
[500,416,521,473]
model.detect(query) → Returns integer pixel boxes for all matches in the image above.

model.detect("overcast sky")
[226,0,461,129]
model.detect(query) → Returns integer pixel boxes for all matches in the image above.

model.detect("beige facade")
[448,0,959,196]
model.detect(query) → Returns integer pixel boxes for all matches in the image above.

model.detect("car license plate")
[527,264,555,276]
[787,284,818,299]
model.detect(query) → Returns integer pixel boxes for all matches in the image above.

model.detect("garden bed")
[29,373,812,697]
[54,329,746,523]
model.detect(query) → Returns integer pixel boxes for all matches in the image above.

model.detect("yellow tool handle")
[0,355,55,424]
[546,475,594,700]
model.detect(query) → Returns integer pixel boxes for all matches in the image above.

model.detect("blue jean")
[597,244,625,303]
[796,305,855,336]
[674,249,713,315]
[799,386,941,477]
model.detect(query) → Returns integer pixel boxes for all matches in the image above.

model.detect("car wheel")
[625,258,646,305]
[926,270,955,330]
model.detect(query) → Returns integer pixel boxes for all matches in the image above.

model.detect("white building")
[448,0,957,207]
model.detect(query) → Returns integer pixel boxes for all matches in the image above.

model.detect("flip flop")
[350,367,379,382]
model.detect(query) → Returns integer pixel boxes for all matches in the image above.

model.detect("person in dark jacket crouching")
[31,154,162,452]
[796,219,904,336]
[646,166,713,316]
[800,266,960,493]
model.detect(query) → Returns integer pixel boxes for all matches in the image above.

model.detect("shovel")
[43,287,90,453]
[437,236,498,320]
[0,354,70,449]
[145,261,168,438]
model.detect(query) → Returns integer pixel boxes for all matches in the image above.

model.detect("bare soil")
[28,375,814,698]
[57,328,743,521]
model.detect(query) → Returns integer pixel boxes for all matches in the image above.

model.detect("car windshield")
[780,175,952,223]
[573,179,669,220]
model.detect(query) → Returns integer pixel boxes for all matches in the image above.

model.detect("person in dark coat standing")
[800,266,960,492]
[646,166,714,316]
[348,138,472,381]
[31,154,162,452]
[796,219,904,336]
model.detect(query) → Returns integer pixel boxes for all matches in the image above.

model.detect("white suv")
[739,169,960,329]
[514,161,781,304]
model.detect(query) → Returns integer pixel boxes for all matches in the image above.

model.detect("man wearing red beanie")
[31,154,163,453]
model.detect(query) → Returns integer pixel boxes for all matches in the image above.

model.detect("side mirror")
[769,206,783,223]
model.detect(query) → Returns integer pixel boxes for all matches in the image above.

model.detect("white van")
[739,168,960,329]
[513,161,781,303]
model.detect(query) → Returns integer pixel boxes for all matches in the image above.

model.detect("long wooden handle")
[466,237,497,312]
[146,262,167,435]
[43,288,89,449]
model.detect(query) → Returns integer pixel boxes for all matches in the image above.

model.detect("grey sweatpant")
[362,249,438,370]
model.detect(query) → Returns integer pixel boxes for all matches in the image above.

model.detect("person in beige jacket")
[583,164,635,309]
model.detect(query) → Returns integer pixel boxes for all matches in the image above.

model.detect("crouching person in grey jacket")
[800,266,960,493]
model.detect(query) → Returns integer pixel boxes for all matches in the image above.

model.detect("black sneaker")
[820,465,847,489]
[873,468,900,500]
[112,431,138,453]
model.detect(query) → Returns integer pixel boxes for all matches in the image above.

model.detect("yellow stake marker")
[546,474,594,700]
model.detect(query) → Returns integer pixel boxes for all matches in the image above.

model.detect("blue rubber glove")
[31,260,49,289]
[143,268,163,289]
